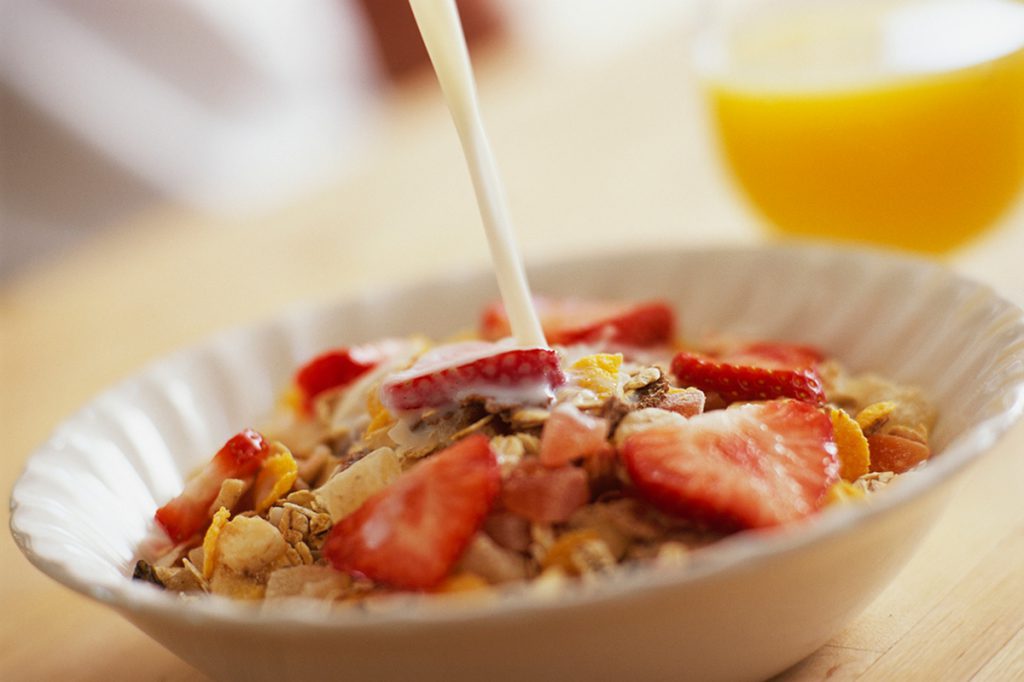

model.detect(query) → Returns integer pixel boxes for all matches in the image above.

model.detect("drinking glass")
[694,0,1024,254]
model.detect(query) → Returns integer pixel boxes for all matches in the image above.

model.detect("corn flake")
[202,506,231,579]
[571,353,623,399]
[253,443,299,514]
[830,408,871,481]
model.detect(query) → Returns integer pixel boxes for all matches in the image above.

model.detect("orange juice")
[699,0,1024,253]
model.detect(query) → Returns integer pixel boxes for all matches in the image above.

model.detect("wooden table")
[3,23,1023,681]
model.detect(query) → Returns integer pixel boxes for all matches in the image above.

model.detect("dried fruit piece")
[252,444,299,514]
[671,342,826,405]
[622,400,838,530]
[155,429,271,543]
[660,387,706,417]
[539,404,610,468]
[380,342,564,412]
[480,297,675,347]
[570,353,623,399]
[322,434,500,590]
[868,434,931,473]
[830,408,871,481]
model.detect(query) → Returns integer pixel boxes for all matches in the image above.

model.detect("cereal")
[138,298,935,605]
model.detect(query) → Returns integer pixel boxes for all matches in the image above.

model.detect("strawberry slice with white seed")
[323,434,500,590]
[621,400,838,530]
[481,297,675,348]
[380,341,564,412]
[671,341,826,404]
[154,428,271,543]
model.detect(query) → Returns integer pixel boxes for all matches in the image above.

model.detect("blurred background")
[0,0,700,280]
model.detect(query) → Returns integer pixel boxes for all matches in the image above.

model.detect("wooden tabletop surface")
[3,21,1023,681]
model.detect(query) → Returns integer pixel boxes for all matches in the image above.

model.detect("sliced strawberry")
[294,342,398,412]
[621,400,838,530]
[718,342,824,369]
[671,341,826,404]
[380,341,564,412]
[322,434,500,590]
[481,297,675,348]
[539,404,610,467]
[154,429,271,543]
[501,460,590,524]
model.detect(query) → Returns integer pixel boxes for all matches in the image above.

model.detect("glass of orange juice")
[694,0,1024,254]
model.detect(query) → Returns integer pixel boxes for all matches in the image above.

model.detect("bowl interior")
[11,244,1024,622]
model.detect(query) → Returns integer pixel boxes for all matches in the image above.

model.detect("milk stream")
[408,0,547,348]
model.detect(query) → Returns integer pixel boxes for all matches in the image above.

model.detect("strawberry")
[671,341,826,404]
[322,434,500,590]
[621,400,838,530]
[154,429,271,543]
[481,297,675,348]
[293,342,399,412]
[380,342,564,412]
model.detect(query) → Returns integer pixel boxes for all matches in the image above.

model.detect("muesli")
[134,297,935,603]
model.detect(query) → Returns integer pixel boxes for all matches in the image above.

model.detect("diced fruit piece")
[621,400,838,530]
[315,447,402,523]
[867,434,931,473]
[540,529,601,573]
[380,342,564,412]
[252,443,299,514]
[539,404,610,467]
[830,408,871,481]
[322,435,500,590]
[671,341,826,404]
[501,460,590,524]
[481,297,675,347]
[570,353,623,399]
[661,387,705,417]
[155,429,271,543]
[294,345,383,412]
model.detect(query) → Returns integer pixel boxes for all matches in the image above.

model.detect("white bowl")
[11,245,1024,682]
